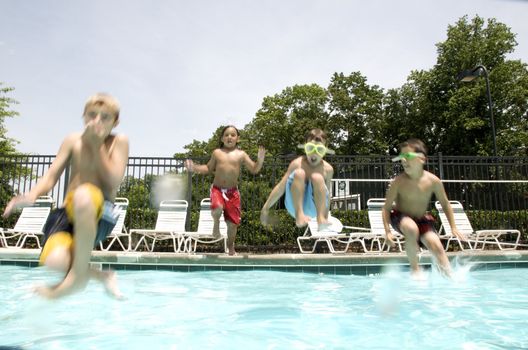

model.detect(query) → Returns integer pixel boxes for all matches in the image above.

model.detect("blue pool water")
[1,264,527,349]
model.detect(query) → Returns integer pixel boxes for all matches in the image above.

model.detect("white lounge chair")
[435,200,521,250]
[297,215,372,253]
[366,198,405,252]
[183,198,227,254]
[1,195,54,248]
[99,197,130,251]
[130,199,189,252]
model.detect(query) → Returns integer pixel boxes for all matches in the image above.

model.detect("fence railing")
[1,154,527,231]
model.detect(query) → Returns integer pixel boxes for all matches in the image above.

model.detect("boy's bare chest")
[398,178,434,201]
[70,140,110,173]
[216,151,242,166]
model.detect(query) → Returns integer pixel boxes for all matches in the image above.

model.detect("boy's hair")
[305,128,327,144]
[399,138,428,156]
[83,93,120,121]
[219,125,240,147]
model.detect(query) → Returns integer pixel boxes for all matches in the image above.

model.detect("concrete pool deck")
[1,248,528,275]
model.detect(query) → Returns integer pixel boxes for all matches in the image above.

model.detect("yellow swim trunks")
[39,183,119,265]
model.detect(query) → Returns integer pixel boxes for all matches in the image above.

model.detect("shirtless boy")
[3,93,129,298]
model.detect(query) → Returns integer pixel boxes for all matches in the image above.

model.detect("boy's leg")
[60,186,98,292]
[211,207,223,238]
[290,169,310,227]
[226,221,237,256]
[37,185,98,297]
[398,217,422,275]
[310,173,329,229]
[421,232,452,277]
[42,245,122,299]
[210,186,225,237]
[71,186,124,298]
[42,243,72,271]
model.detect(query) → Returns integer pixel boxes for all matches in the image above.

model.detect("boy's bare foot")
[102,270,125,300]
[228,249,237,256]
[410,269,426,281]
[295,215,311,228]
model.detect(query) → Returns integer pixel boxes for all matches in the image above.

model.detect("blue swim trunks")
[284,171,329,219]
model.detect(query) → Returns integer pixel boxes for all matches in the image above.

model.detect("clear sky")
[1,0,527,156]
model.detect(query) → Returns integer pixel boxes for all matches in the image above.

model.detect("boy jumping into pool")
[382,138,465,277]
[261,128,334,230]
[3,93,129,299]
[185,125,265,256]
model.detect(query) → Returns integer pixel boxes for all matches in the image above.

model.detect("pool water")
[1,264,527,349]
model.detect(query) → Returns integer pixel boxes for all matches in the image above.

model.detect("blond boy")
[382,138,465,277]
[3,93,129,298]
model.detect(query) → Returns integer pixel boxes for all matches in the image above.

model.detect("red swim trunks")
[210,185,241,225]
[390,209,436,246]
[390,209,436,235]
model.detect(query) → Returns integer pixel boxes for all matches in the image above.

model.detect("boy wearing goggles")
[261,128,334,230]
[383,139,466,278]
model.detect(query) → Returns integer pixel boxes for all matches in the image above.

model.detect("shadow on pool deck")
[1,248,528,275]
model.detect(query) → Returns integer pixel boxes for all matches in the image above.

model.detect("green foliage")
[430,15,527,155]
[118,175,153,209]
[179,16,527,158]
[0,83,19,155]
[122,208,527,253]
[244,84,330,156]
[0,83,20,206]
[327,72,386,155]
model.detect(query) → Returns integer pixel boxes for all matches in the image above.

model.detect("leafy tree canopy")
[0,83,19,155]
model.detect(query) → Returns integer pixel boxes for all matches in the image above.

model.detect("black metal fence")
[1,154,527,230]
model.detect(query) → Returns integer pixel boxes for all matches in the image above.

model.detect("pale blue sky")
[1,0,527,156]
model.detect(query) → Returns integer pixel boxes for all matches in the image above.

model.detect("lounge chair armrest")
[129,229,161,234]
[342,225,370,232]
[475,229,520,234]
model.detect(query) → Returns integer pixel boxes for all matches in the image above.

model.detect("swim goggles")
[299,142,335,157]
[391,152,423,162]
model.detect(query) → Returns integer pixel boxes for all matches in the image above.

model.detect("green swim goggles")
[299,142,335,157]
[391,152,424,162]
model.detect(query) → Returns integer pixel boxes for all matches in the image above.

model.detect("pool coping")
[1,248,527,275]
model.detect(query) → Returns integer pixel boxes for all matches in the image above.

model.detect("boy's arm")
[242,146,265,174]
[434,179,466,241]
[324,162,334,216]
[3,135,74,217]
[260,160,297,224]
[185,152,216,175]
[90,134,129,192]
[382,179,398,247]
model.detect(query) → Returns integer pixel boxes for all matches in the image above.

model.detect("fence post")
[438,152,444,179]
[186,169,192,231]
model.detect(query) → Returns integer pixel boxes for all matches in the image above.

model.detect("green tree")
[386,16,528,156]
[382,70,438,153]
[0,83,18,155]
[327,72,385,155]
[244,84,330,156]
[0,83,20,207]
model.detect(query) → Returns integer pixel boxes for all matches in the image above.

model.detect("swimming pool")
[1,265,527,349]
